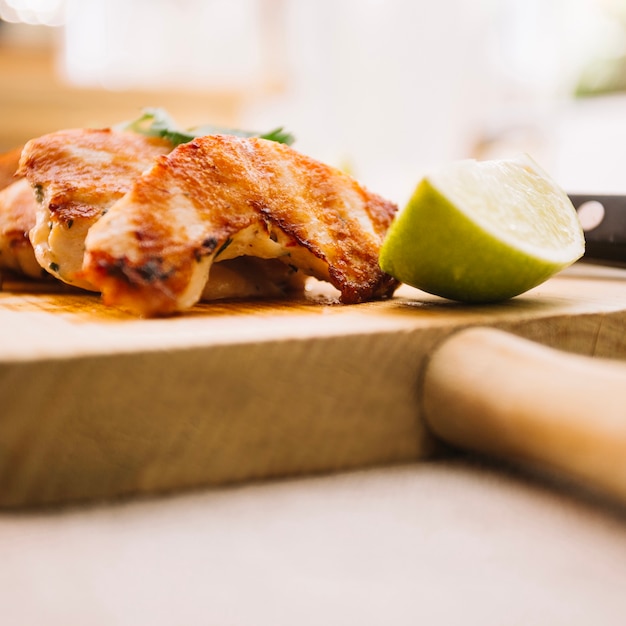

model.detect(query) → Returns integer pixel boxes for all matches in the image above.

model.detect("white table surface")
[2,458,626,625]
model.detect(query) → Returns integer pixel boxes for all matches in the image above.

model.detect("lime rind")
[379,153,586,303]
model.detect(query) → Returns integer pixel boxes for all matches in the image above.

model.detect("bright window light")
[0,0,66,26]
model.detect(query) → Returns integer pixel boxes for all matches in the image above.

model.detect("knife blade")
[568,194,626,267]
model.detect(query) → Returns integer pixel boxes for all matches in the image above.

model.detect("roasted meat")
[18,128,172,289]
[0,178,43,279]
[0,146,43,280]
[82,134,399,316]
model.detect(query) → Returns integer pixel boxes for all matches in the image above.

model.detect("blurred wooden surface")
[0,43,244,151]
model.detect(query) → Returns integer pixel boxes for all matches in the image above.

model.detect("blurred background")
[2,0,626,202]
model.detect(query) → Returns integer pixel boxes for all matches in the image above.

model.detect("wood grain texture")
[1,264,626,507]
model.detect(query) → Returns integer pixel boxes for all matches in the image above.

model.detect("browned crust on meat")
[18,128,171,225]
[83,135,399,315]
[85,250,190,315]
[15,128,172,288]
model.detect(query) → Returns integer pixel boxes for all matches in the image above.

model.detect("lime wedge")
[379,154,585,302]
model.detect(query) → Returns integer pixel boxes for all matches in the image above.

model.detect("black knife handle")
[568,194,626,266]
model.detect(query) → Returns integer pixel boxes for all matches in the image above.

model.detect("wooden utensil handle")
[422,327,626,504]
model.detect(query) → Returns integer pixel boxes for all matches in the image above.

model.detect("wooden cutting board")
[2,263,626,508]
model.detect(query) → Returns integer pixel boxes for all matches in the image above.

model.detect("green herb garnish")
[214,237,233,259]
[33,184,44,204]
[119,108,295,148]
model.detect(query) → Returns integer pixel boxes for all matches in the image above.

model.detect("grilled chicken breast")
[18,128,172,289]
[16,127,306,300]
[0,146,43,280]
[83,134,399,316]
[0,178,43,279]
